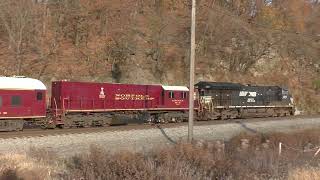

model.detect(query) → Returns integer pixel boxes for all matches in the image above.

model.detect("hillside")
[0,0,319,112]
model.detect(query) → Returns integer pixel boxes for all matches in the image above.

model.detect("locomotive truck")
[0,76,294,131]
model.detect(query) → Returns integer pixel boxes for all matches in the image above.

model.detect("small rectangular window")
[11,96,21,106]
[200,90,205,96]
[169,91,175,99]
[37,92,43,101]
[0,96,2,107]
[181,92,187,99]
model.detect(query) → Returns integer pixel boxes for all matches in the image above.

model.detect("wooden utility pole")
[188,0,196,142]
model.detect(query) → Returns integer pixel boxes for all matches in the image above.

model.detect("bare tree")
[0,0,37,75]
[33,4,59,79]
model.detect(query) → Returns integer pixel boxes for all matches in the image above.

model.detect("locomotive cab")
[160,86,189,109]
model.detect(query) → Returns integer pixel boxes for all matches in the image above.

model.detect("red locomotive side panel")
[0,77,47,119]
[51,81,189,114]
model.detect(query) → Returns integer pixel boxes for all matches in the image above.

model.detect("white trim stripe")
[0,116,46,119]
[215,105,294,108]
[65,108,189,113]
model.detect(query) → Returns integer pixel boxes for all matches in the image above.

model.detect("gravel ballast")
[0,117,320,157]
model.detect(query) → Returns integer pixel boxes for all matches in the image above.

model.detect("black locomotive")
[195,81,294,120]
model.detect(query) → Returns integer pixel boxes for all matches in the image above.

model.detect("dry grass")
[64,129,320,180]
[0,153,53,180]
[2,129,320,179]
[288,167,320,180]
[64,143,231,180]
[0,148,65,180]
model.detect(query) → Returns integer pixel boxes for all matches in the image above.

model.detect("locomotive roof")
[195,81,242,90]
[0,77,46,90]
[162,85,189,91]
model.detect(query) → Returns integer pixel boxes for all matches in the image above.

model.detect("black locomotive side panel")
[239,85,282,106]
[195,81,242,106]
[195,81,294,120]
[195,81,293,107]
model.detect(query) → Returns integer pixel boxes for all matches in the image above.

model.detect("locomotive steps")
[0,115,319,157]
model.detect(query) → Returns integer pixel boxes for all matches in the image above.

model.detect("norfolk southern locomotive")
[195,81,294,120]
[0,76,294,131]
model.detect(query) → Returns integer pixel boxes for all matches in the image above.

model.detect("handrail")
[53,97,58,117]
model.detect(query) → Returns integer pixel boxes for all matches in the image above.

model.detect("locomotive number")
[247,98,256,103]
[172,99,184,105]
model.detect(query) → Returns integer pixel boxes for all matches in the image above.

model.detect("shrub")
[312,79,320,91]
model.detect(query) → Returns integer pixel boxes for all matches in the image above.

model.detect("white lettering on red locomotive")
[115,94,154,101]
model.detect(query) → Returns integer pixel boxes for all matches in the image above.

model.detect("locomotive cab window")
[11,96,21,106]
[200,90,205,96]
[181,92,187,99]
[37,92,43,101]
[169,91,175,99]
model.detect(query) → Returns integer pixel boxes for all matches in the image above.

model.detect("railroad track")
[0,115,318,139]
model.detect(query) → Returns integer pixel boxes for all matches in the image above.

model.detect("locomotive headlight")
[281,89,289,100]
[290,97,294,105]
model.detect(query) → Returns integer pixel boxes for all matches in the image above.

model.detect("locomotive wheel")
[83,120,91,128]
[266,109,275,117]
[220,114,229,120]
[62,124,71,129]
[229,110,239,119]
[220,110,237,120]
[147,115,156,124]
[176,117,183,123]
[196,111,209,121]
[41,123,56,129]
[220,111,228,120]
[17,120,24,131]
[157,116,166,123]
[56,124,65,129]
[170,117,176,123]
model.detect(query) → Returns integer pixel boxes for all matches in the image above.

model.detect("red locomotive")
[49,81,189,128]
[0,76,295,131]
